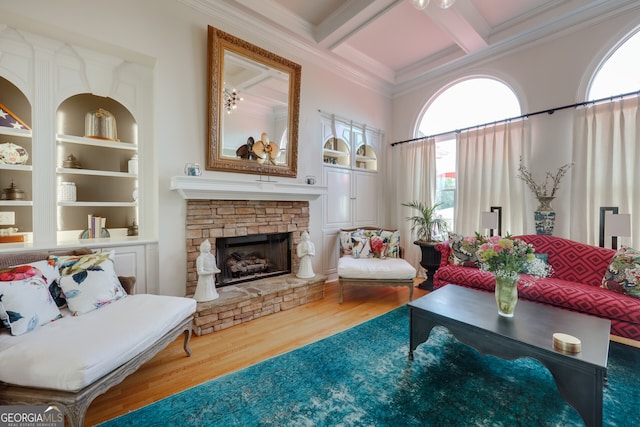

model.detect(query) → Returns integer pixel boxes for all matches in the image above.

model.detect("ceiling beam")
[424,0,489,54]
[315,0,401,50]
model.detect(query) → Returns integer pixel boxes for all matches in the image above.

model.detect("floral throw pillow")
[448,233,481,267]
[6,259,65,308]
[52,251,127,315]
[601,246,640,299]
[352,236,372,258]
[0,274,62,336]
[380,230,401,258]
[339,230,355,255]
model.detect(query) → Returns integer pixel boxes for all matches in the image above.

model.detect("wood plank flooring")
[83,279,637,426]
[84,279,428,426]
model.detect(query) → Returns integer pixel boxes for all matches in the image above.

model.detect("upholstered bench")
[0,249,196,427]
[337,227,417,303]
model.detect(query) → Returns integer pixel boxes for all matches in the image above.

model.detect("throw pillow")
[448,233,481,267]
[0,276,62,336]
[380,230,401,258]
[352,236,372,258]
[339,230,355,255]
[52,251,127,315]
[7,259,64,308]
[601,246,640,299]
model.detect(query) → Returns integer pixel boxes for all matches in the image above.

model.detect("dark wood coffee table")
[408,284,611,427]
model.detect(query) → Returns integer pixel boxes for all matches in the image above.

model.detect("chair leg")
[339,280,344,304]
[409,284,414,301]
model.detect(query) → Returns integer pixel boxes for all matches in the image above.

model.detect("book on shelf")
[88,214,106,238]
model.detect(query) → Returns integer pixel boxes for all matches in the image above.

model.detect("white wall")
[390,10,640,239]
[0,0,390,296]
[5,1,635,295]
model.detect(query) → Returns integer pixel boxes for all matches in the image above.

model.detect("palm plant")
[402,201,448,242]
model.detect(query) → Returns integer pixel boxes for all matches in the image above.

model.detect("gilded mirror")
[207,26,301,177]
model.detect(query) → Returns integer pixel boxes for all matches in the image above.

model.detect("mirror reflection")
[207,26,301,178]
[222,50,289,165]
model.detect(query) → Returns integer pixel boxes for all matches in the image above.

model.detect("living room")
[1,1,640,425]
[1,0,639,295]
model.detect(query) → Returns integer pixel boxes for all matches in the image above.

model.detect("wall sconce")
[599,207,631,249]
[481,206,502,236]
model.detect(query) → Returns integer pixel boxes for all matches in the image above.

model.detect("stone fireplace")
[172,176,328,335]
[185,199,309,296]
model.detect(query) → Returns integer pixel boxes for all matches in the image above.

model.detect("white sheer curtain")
[391,138,436,273]
[571,96,640,247]
[455,120,530,236]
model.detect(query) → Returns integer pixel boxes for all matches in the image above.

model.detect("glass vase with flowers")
[476,235,551,317]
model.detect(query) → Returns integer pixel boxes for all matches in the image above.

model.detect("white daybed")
[0,249,196,427]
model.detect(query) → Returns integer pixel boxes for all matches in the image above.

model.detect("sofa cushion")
[52,251,127,315]
[601,246,640,299]
[338,256,416,280]
[519,277,640,324]
[434,265,495,291]
[0,274,62,336]
[0,294,196,391]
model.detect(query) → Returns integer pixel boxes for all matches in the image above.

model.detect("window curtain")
[455,120,530,236]
[391,138,436,274]
[571,96,640,247]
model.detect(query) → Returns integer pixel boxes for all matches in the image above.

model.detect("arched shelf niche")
[323,137,350,167]
[0,76,33,241]
[56,94,139,238]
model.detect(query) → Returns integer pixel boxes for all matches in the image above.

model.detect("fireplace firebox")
[215,232,292,286]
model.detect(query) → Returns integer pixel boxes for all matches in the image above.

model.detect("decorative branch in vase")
[517,158,573,211]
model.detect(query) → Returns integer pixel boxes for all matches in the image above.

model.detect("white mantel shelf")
[170,176,327,201]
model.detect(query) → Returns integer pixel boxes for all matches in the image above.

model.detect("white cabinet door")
[323,167,352,229]
[353,170,378,226]
[104,245,146,294]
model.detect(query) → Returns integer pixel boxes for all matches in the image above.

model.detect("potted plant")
[402,201,449,290]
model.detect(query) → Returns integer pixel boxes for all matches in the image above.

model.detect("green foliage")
[402,201,448,242]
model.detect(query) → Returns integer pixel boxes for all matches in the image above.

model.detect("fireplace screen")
[216,232,291,286]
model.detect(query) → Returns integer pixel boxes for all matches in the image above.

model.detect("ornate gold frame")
[206,26,301,178]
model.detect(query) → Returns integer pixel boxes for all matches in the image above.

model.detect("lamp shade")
[481,211,499,230]
[605,213,631,237]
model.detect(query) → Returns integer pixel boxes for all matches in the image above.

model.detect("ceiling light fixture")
[410,0,456,10]
[224,88,243,114]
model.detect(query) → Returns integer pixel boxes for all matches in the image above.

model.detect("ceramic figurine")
[193,239,221,302]
[296,231,315,279]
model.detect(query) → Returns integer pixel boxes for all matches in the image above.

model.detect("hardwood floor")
[84,279,429,426]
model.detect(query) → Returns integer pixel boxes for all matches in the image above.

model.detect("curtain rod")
[390,88,640,147]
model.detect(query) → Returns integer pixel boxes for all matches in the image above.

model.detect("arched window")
[570,28,640,247]
[416,78,520,230]
[589,31,640,100]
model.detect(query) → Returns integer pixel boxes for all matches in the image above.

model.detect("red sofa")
[433,234,640,341]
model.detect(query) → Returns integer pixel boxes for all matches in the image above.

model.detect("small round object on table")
[553,332,581,354]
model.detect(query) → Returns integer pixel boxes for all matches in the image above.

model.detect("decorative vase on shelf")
[494,273,519,317]
[534,196,556,235]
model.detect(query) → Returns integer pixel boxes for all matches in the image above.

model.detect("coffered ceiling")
[182,0,640,96]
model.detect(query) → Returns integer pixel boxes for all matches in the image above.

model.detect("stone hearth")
[185,199,310,296]
[193,273,326,335]
[183,196,326,334]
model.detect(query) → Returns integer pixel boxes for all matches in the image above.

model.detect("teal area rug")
[101,306,639,426]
